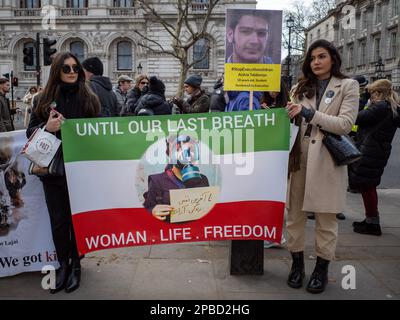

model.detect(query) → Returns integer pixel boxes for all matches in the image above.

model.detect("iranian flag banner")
[62,109,290,255]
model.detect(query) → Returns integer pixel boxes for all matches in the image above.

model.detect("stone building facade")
[306,0,400,91]
[0,0,257,98]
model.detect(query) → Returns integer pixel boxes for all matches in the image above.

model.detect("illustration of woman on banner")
[143,135,210,223]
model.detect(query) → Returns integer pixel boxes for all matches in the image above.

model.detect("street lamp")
[375,57,385,80]
[137,62,143,74]
[286,14,294,90]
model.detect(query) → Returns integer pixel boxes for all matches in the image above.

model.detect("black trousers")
[42,179,79,262]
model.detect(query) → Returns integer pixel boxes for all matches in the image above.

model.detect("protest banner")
[0,130,58,278]
[62,109,290,255]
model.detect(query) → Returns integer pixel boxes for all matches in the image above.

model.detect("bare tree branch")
[134,0,220,96]
[137,0,180,43]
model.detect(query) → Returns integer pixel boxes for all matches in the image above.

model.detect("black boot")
[65,258,81,293]
[352,219,367,228]
[287,251,305,289]
[353,221,382,236]
[306,256,329,294]
[50,260,69,294]
[336,213,346,220]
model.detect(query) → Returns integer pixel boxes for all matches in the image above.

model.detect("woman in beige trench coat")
[285,39,359,294]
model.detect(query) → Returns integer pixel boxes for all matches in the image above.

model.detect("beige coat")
[287,76,359,213]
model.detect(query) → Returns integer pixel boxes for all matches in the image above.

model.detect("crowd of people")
[0,38,399,295]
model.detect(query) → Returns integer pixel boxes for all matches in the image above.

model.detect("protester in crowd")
[0,78,14,132]
[113,75,133,115]
[285,39,359,293]
[352,75,370,111]
[225,90,262,111]
[22,86,38,128]
[210,76,227,112]
[121,74,149,116]
[82,56,118,117]
[261,80,289,109]
[27,52,101,294]
[349,79,399,236]
[172,74,210,114]
[134,76,172,116]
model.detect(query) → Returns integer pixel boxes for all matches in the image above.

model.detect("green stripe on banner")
[62,109,290,163]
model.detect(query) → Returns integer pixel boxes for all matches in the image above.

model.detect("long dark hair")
[262,79,289,107]
[293,39,347,100]
[35,52,100,118]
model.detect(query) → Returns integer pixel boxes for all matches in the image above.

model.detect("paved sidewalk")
[0,190,399,300]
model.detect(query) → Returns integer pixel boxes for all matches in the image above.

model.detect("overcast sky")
[256,0,312,59]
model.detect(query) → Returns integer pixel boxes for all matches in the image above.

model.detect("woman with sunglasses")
[26,52,100,294]
[121,74,149,116]
[285,40,359,293]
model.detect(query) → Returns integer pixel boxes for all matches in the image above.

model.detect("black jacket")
[0,93,13,132]
[135,91,172,116]
[122,87,142,116]
[89,76,118,117]
[26,82,92,184]
[210,80,226,112]
[349,100,398,189]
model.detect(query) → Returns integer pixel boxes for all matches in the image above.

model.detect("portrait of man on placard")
[225,9,282,65]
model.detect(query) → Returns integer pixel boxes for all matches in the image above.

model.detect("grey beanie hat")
[184,74,202,88]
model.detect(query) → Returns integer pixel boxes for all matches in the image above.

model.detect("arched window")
[20,0,41,8]
[70,41,85,62]
[117,41,132,70]
[113,0,134,7]
[193,38,209,69]
[23,42,37,71]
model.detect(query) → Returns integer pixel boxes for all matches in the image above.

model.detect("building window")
[374,37,381,61]
[362,11,368,29]
[325,24,329,36]
[70,41,85,62]
[317,29,321,39]
[23,42,37,71]
[66,0,88,8]
[113,0,133,7]
[309,33,313,44]
[375,4,382,24]
[348,46,354,68]
[392,0,399,17]
[359,41,366,65]
[338,48,343,59]
[20,0,41,8]
[390,32,397,58]
[117,41,132,70]
[193,38,209,69]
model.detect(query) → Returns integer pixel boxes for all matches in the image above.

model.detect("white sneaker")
[264,236,287,249]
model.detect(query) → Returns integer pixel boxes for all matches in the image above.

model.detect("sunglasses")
[140,81,149,85]
[61,64,80,74]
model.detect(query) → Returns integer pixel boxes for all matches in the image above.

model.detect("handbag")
[21,127,61,167]
[28,146,64,177]
[322,131,362,166]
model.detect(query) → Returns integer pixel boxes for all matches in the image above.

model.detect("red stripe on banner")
[72,201,285,255]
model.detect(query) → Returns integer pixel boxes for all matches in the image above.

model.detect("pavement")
[0,189,399,300]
